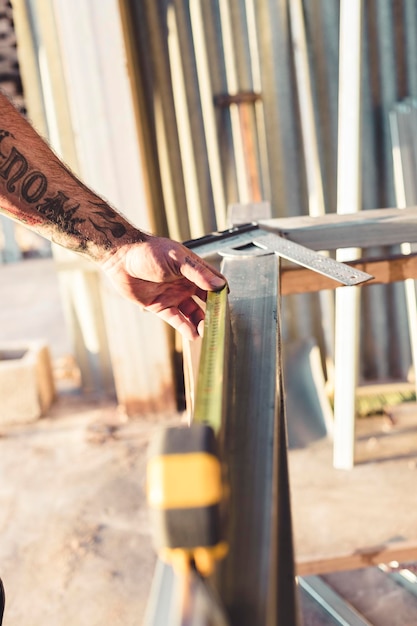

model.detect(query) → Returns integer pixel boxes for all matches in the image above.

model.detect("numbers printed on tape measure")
[147,287,229,578]
[194,288,228,433]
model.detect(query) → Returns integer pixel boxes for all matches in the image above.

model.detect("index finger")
[180,254,227,292]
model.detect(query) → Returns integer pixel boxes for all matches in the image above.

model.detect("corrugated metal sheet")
[0,0,27,262]
[122,0,417,383]
[11,0,178,412]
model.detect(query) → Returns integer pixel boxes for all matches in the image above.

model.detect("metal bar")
[143,560,176,626]
[387,569,417,599]
[333,0,363,470]
[218,0,249,203]
[166,3,205,238]
[144,560,230,626]
[145,247,297,625]
[189,0,227,230]
[189,206,417,252]
[390,102,417,409]
[215,251,298,626]
[260,205,417,250]
[289,0,335,380]
[289,0,326,220]
[299,576,372,626]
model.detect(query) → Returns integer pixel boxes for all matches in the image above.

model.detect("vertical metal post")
[289,0,335,380]
[333,0,362,470]
[217,250,298,625]
[390,102,417,405]
[189,0,227,230]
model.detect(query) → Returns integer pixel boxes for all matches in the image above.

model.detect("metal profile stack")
[390,99,417,397]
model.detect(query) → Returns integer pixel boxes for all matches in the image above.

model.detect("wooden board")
[281,251,417,294]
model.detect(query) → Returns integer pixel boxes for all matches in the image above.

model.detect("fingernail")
[197,320,205,337]
[212,277,226,289]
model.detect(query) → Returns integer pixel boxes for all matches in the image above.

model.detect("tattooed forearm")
[0,130,82,216]
[0,123,142,260]
[37,192,87,246]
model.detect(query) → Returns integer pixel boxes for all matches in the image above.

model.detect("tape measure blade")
[193,287,228,433]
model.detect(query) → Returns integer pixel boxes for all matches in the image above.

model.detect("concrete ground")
[0,256,179,625]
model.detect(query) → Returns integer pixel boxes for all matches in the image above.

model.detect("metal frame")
[145,202,417,622]
[298,576,372,626]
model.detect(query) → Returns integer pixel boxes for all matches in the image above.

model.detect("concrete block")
[0,341,55,425]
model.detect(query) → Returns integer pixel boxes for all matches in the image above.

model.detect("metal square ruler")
[184,222,373,287]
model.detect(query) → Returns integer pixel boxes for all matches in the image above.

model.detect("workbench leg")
[333,0,363,470]
[333,286,360,470]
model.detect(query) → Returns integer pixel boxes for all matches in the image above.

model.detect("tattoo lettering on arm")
[0,130,86,243]
[0,129,48,201]
[0,130,28,193]
[0,127,142,254]
[0,129,113,243]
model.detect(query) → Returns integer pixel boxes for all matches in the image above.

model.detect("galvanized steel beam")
[260,206,417,250]
[215,250,298,626]
[299,576,372,626]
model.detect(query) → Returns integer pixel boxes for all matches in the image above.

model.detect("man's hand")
[101,235,227,340]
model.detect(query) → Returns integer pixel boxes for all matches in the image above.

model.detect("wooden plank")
[281,252,417,295]
[297,543,417,577]
[260,206,417,251]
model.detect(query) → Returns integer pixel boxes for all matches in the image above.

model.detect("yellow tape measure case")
[146,423,224,553]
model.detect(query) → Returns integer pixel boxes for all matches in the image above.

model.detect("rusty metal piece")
[213,91,262,107]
